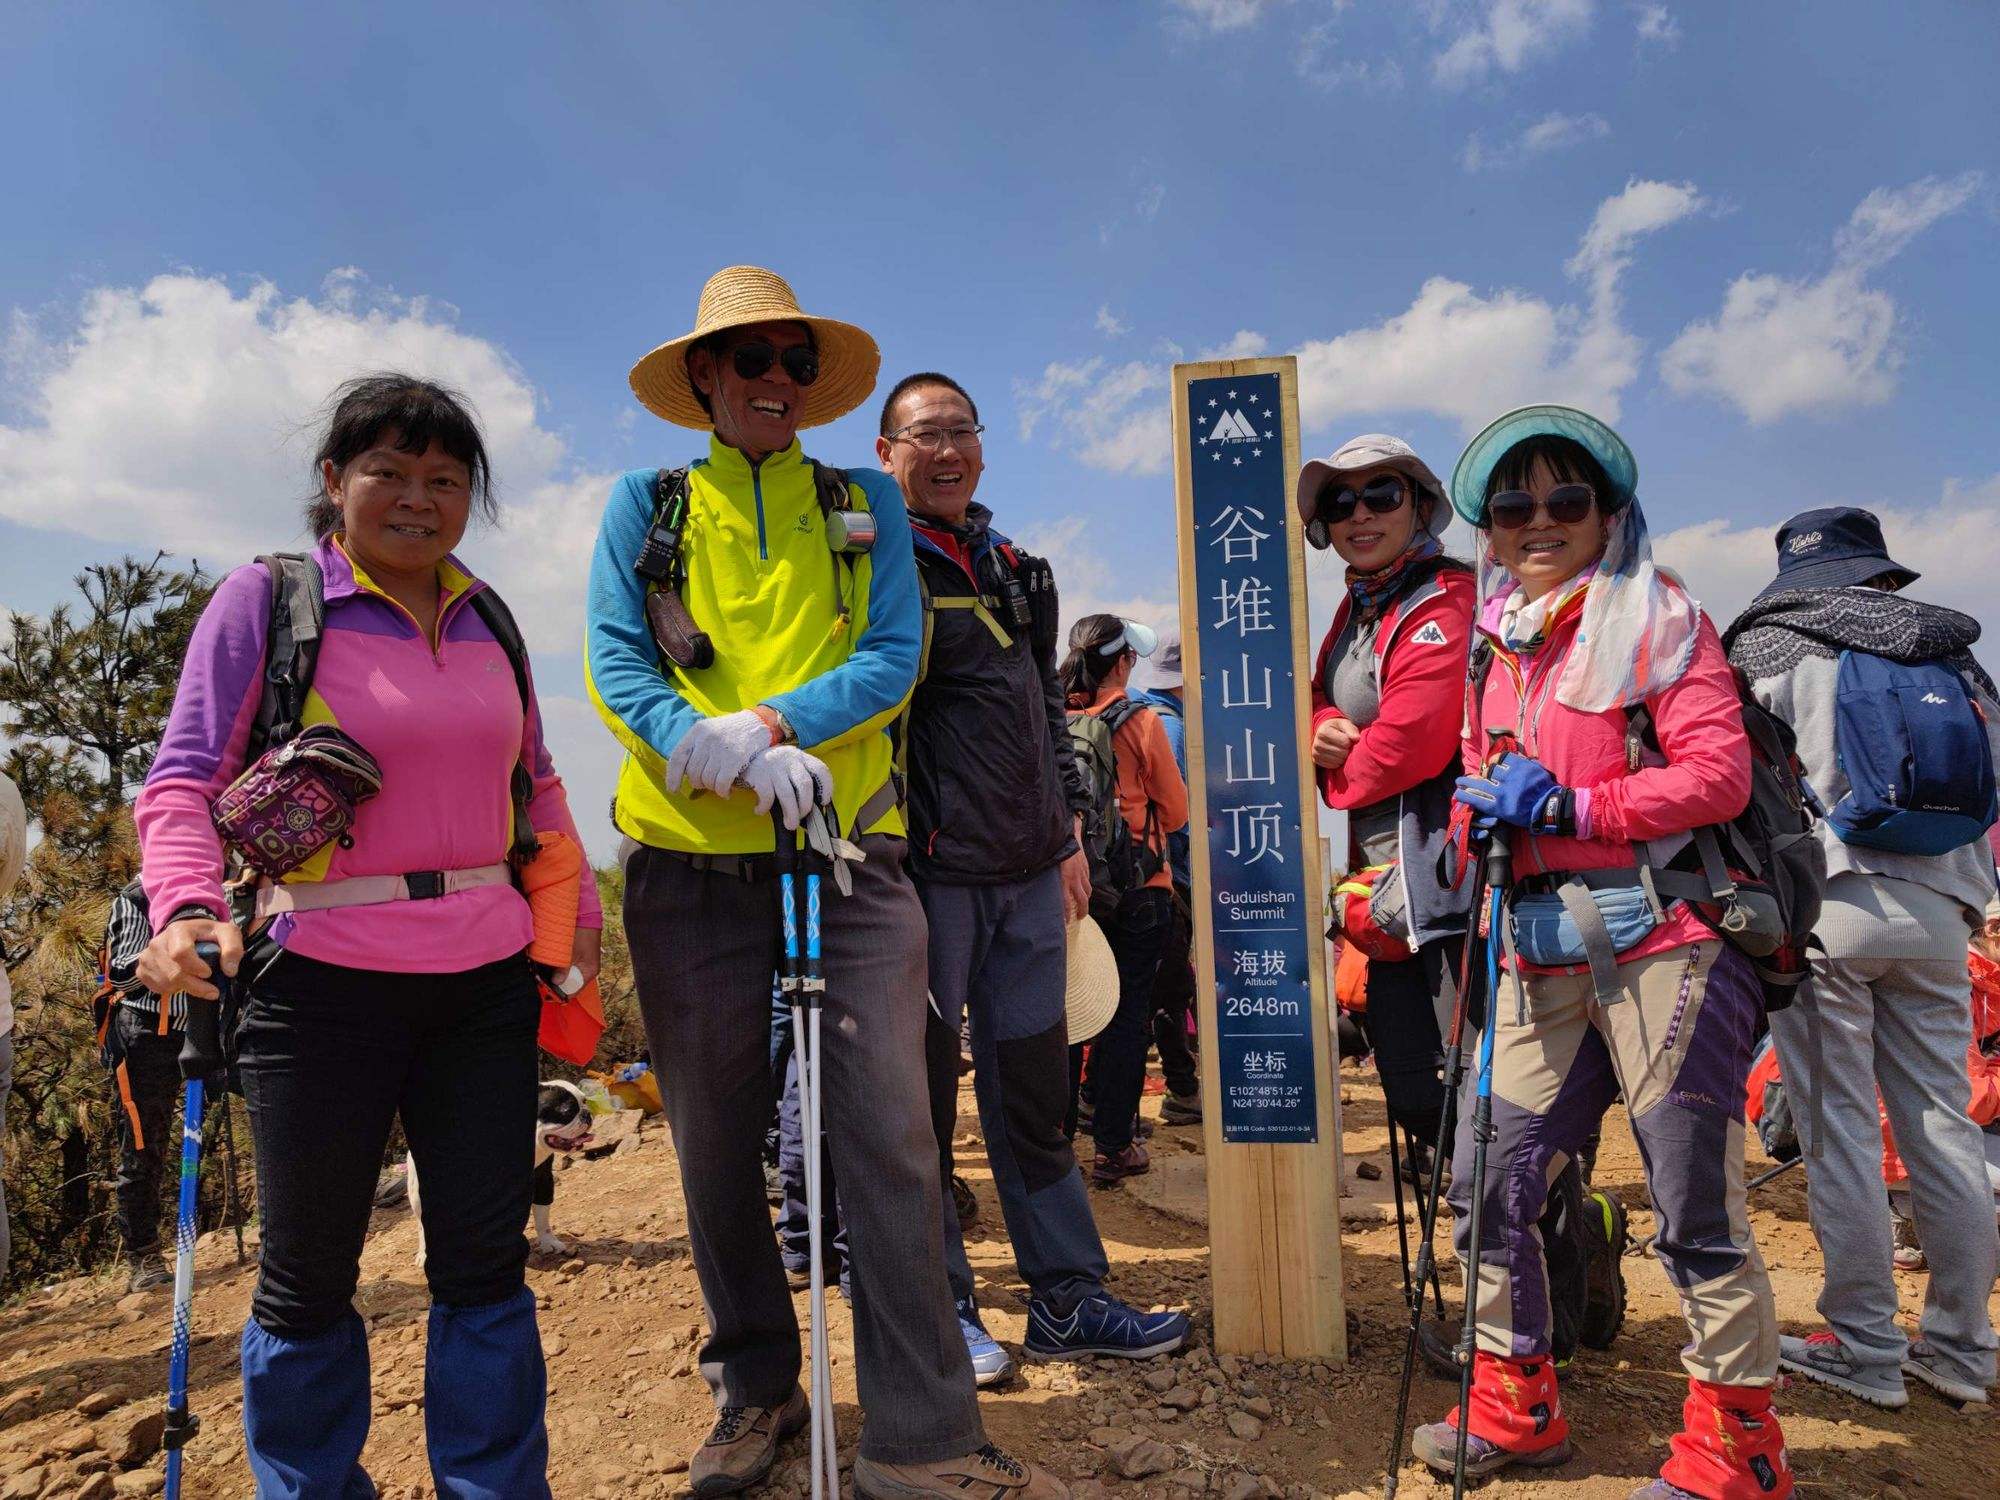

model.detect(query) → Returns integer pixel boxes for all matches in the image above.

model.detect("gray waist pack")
[1511,885,1660,973]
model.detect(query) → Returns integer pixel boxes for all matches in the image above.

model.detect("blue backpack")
[1830,650,1998,855]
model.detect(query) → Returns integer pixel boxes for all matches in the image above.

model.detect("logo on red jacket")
[1409,621,1449,646]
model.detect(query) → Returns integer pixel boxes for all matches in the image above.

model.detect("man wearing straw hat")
[875,370,1190,1389]
[587,268,1064,1500]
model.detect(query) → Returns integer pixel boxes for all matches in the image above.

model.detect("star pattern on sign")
[1212,452,1221,462]
[1227,389,1237,398]
[1263,430,1274,439]
[1232,456,1242,466]
[1263,409,1272,418]
[1207,398,1218,408]
[1252,448,1262,458]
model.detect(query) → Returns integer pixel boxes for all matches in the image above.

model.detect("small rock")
[58,1425,99,1455]
[1143,1368,1177,1395]
[111,1468,163,1497]
[1225,1412,1263,1441]
[1108,1434,1176,1480]
[0,1467,48,1500]
[77,1476,118,1500]
[1218,1354,1243,1379]
[559,1259,586,1277]
[1244,1396,1274,1420]
[1354,1161,1382,1182]
[662,1455,690,1475]
[103,1407,166,1467]
[77,1389,129,1419]
[1071,1483,1110,1500]
[1160,1386,1201,1411]
[1088,1426,1134,1448]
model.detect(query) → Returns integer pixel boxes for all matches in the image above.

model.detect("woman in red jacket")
[1415,406,1792,1500]
[1302,435,1473,1172]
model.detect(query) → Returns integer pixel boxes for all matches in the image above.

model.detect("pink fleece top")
[136,536,601,974]
[1464,590,1751,963]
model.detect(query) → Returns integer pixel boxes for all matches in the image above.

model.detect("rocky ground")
[2,1060,1997,1498]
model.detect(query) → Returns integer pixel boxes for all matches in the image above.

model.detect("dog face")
[537,1082,594,1155]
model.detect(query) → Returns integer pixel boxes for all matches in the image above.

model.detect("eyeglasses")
[1487,483,1596,531]
[890,423,985,452]
[1318,474,1409,526]
[726,338,821,388]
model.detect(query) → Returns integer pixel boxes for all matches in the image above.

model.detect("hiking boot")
[1410,1422,1572,1479]
[1902,1339,1990,1406]
[1091,1143,1149,1185]
[689,1388,809,1496]
[855,1443,1068,1500]
[951,1173,979,1229]
[125,1252,171,1293]
[1890,1208,1926,1272]
[1397,1139,1434,1186]
[956,1297,1015,1387]
[1778,1331,1907,1408]
[1161,1087,1202,1125]
[1579,1188,1629,1349]
[1024,1292,1189,1361]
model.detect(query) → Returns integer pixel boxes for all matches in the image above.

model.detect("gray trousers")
[1770,876,2000,1390]
[624,837,981,1464]
[919,868,1109,1312]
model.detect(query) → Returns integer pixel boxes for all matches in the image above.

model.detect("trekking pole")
[1383,830,1492,1498]
[1451,832,1513,1500]
[777,811,836,1500]
[164,942,228,1500]
[1386,1112,1415,1312]
[804,813,838,1500]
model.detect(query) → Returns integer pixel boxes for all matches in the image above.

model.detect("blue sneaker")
[955,1297,1014,1387]
[1023,1291,1189,1360]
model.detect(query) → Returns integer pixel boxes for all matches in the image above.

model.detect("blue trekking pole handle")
[164,940,228,1499]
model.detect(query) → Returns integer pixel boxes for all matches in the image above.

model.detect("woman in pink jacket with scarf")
[1409,407,1793,1500]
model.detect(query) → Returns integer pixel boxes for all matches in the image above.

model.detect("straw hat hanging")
[628,265,881,431]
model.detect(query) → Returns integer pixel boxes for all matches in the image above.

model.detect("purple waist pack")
[211,725,384,879]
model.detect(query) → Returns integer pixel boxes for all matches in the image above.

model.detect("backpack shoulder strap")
[1098,695,1143,738]
[467,585,541,866]
[634,468,692,585]
[250,553,325,758]
[809,461,853,516]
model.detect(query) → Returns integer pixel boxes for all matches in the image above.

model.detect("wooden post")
[1172,356,1345,1361]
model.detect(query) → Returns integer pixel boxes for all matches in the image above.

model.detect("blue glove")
[1453,753,1575,835]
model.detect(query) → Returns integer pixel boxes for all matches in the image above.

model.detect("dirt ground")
[2,1058,1996,1499]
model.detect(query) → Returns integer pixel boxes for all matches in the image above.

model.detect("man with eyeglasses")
[877,371,1190,1387]
[588,270,1066,1500]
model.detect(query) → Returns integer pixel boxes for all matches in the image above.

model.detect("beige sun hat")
[628,265,881,431]
[1066,914,1120,1045]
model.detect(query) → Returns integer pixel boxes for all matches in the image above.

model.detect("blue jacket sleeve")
[764,468,922,750]
[584,469,699,775]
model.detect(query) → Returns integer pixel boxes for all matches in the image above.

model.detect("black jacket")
[903,504,1091,885]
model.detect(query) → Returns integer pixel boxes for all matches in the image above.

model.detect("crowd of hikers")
[9,259,1992,1500]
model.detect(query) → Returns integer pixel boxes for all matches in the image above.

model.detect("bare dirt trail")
[1,1060,1995,1499]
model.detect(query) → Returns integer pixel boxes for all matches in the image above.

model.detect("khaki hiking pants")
[1447,937,1780,1387]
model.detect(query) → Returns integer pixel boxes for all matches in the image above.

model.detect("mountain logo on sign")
[1209,409,1259,443]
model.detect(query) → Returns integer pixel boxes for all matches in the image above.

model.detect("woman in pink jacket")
[135,375,600,1499]
[1410,407,1793,1500]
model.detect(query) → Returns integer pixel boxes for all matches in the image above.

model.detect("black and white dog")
[410,1080,595,1265]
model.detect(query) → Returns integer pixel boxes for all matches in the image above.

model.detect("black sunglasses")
[1488,483,1596,530]
[1318,474,1409,526]
[726,338,821,388]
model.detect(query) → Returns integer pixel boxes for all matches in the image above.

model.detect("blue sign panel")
[1187,371,1317,1143]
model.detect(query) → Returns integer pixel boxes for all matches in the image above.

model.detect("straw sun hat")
[1066,915,1120,1045]
[628,265,882,431]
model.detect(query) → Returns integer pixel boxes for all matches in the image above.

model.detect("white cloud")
[1632,3,1680,48]
[1661,172,1983,423]
[1164,0,1296,32]
[1461,109,1609,172]
[1652,474,2000,642]
[1098,174,1169,245]
[1095,304,1130,337]
[1434,0,1597,87]
[1297,177,1704,432]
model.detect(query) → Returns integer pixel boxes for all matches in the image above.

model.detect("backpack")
[1827,650,1999,855]
[1064,697,1162,920]
[253,554,539,864]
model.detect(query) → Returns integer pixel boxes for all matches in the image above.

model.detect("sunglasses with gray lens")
[1488,483,1596,530]
[1318,474,1409,526]
[728,339,821,387]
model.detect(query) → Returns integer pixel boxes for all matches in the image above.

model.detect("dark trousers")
[238,950,542,1335]
[107,1007,192,1258]
[1363,937,1460,1149]
[919,868,1109,1312]
[624,837,981,1465]
[1074,885,1175,1158]
[1148,889,1198,1097]
[773,988,849,1290]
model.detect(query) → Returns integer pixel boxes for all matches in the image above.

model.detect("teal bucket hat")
[1449,404,1639,527]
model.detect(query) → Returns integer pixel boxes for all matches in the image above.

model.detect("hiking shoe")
[855,1443,1067,1500]
[1162,1087,1202,1125]
[1091,1143,1149,1185]
[1778,1331,1908,1408]
[1902,1339,1990,1406]
[1024,1292,1189,1361]
[1418,1316,1570,1378]
[1580,1188,1629,1349]
[1410,1421,1571,1479]
[956,1297,1015,1387]
[1891,1209,1926,1272]
[125,1252,171,1293]
[689,1387,809,1496]
[951,1173,979,1229]
[1628,1484,1703,1499]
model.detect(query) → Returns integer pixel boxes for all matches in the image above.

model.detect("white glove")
[665,709,772,797]
[742,745,833,830]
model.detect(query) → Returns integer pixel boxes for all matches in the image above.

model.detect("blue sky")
[3,1,1995,857]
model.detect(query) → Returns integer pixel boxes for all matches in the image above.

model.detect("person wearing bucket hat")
[1301,434,1474,1187]
[1422,405,1796,1499]
[587,270,1064,1500]
[1058,616,1189,1185]
[875,370,1188,1383]
[1725,510,2000,1413]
